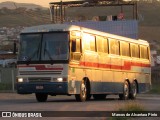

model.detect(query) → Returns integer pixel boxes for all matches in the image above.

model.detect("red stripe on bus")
[122,61,131,70]
[78,61,150,70]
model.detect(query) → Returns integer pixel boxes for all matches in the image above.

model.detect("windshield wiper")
[44,49,53,60]
[44,42,55,65]
[26,43,40,65]
[44,48,55,65]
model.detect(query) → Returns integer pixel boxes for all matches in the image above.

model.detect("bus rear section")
[68,30,151,102]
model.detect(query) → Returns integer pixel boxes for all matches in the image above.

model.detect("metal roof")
[21,24,81,33]
[50,0,136,7]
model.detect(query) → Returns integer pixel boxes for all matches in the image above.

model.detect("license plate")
[36,86,44,90]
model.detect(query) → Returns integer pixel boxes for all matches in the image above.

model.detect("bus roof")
[21,24,81,33]
[21,24,149,46]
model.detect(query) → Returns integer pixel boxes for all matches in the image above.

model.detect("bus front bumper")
[17,82,68,94]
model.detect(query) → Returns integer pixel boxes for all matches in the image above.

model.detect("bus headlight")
[56,78,67,82]
[17,78,28,82]
[18,78,23,82]
[57,78,63,82]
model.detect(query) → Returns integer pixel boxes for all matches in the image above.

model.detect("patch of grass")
[0,83,12,90]
[119,102,145,112]
[108,102,145,120]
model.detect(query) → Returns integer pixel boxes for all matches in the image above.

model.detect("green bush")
[0,83,12,90]
[119,103,145,112]
[109,102,145,120]
[149,84,160,94]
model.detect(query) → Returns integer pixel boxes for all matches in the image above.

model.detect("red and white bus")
[17,24,151,102]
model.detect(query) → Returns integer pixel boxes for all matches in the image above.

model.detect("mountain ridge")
[0,1,160,44]
[0,1,48,10]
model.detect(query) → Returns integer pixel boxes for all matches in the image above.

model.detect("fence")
[0,67,17,92]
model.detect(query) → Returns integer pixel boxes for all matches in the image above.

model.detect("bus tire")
[93,94,106,100]
[35,93,48,102]
[75,79,88,102]
[129,81,137,100]
[119,81,129,100]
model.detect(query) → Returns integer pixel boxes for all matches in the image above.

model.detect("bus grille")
[19,71,62,75]
[28,77,51,82]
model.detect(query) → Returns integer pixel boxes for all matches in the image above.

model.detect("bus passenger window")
[71,39,81,61]
[97,36,103,52]
[71,40,76,52]
[140,45,149,59]
[97,36,108,53]
[90,38,96,51]
[103,38,108,53]
[71,39,81,52]
[120,41,130,57]
[83,33,95,51]
[131,44,140,58]
[109,39,119,55]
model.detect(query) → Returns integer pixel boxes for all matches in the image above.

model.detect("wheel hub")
[81,83,86,98]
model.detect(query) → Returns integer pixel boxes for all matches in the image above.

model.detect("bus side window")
[140,45,149,59]
[120,41,130,57]
[97,36,108,53]
[109,38,119,55]
[71,39,81,52]
[71,39,81,61]
[96,36,103,52]
[131,43,140,58]
[71,39,76,52]
[83,33,96,52]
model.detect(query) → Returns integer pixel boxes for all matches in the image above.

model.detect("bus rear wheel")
[129,81,137,99]
[75,80,88,102]
[119,81,129,100]
[35,93,48,102]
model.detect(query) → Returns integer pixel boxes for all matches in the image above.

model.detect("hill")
[0,7,50,27]
[0,1,160,47]
[0,1,160,27]
[0,1,47,10]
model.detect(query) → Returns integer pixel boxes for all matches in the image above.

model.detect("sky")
[0,0,65,8]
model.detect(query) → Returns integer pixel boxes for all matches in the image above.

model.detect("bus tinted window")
[83,33,95,51]
[104,38,108,53]
[71,39,81,52]
[131,43,139,58]
[109,39,119,55]
[96,36,108,53]
[71,39,81,61]
[140,45,149,59]
[120,41,130,57]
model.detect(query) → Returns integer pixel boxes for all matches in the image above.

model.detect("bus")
[16,24,151,102]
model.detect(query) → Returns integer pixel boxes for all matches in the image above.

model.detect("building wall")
[67,20,138,39]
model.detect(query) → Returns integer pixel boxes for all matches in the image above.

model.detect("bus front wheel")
[35,93,48,102]
[119,81,129,100]
[75,80,88,102]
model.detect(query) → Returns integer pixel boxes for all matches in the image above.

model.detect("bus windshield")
[18,32,69,62]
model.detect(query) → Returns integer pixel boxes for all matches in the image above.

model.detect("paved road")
[0,93,160,120]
